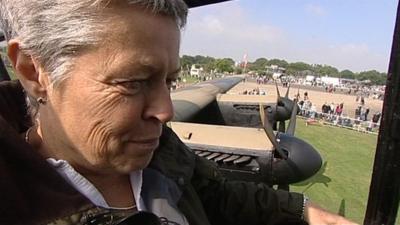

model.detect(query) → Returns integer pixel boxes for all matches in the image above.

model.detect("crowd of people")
[269,76,386,100]
[255,75,270,84]
[295,91,381,133]
[240,87,267,95]
[320,102,345,116]
[236,81,382,133]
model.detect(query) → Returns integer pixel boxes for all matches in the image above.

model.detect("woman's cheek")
[84,120,114,163]
[77,87,142,165]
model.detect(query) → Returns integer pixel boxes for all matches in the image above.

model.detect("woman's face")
[40,6,180,174]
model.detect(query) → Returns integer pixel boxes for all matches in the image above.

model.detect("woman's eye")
[123,81,142,89]
[116,80,147,94]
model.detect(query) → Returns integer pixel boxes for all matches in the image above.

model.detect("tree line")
[0,47,388,86]
[181,55,387,85]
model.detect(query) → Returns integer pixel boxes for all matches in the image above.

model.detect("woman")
[0,0,356,224]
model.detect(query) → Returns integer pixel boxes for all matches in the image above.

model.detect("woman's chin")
[111,152,154,174]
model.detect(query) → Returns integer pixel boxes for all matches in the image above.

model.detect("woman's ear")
[7,39,49,99]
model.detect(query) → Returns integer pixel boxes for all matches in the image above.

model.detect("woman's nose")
[143,85,174,123]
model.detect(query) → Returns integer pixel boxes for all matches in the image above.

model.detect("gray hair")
[0,0,188,117]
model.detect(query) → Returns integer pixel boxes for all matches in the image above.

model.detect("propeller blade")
[274,81,280,122]
[259,103,266,127]
[274,80,281,99]
[259,104,288,159]
[285,83,291,98]
[286,97,298,135]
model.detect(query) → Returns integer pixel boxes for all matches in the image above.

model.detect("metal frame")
[364,1,400,224]
[185,0,231,8]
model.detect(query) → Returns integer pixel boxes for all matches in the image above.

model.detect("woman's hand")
[304,201,359,225]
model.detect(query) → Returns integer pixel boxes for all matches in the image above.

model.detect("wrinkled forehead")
[102,4,180,41]
[72,6,181,76]
[98,5,181,63]
[103,0,186,29]
[62,4,180,66]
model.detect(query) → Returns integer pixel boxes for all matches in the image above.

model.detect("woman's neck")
[25,126,136,208]
[27,125,136,208]
[84,173,136,208]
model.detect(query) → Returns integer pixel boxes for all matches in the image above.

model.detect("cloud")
[181,3,286,62]
[325,43,388,72]
[180,2,389,72]
[284,40,388,72]
[189,3,284,41]
[305,3,327,17]
[190,15,284,43]
[200,16,225,34]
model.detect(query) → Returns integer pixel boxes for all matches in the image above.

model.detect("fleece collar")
[149,125,196,187]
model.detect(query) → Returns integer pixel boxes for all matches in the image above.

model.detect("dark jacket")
[154,126,306,225]
[0,80,305,225]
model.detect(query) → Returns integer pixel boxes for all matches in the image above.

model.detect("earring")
[37,97,47,104]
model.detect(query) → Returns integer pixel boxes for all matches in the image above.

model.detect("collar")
[47,158,144,210]
[149,125,196,187]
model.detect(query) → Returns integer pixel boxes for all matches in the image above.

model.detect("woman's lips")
[128,138,160,150]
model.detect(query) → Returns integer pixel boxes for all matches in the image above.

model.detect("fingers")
[304,202,360,225]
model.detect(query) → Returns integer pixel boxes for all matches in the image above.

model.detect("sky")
[180,0,398,73]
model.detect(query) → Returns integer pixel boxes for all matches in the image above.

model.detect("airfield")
[174,78,382,223]
[223,80,381,223]
[224,80,380,223]
[227,81,383,118]
[172,77,381,223]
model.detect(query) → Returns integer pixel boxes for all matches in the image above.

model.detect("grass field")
[290,118,378,224]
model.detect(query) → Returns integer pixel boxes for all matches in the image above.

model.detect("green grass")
[1,50,17,80]
[180,75,202,85]
[6,66,17,80]
[290,118,378,223]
